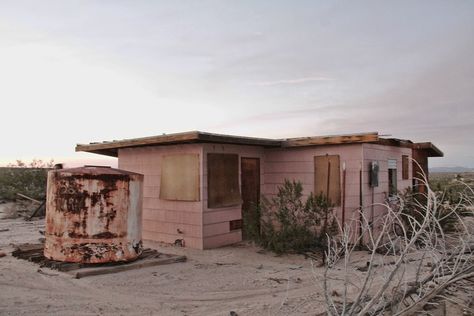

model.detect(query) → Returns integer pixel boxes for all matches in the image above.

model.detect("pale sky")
[1,1,473,168]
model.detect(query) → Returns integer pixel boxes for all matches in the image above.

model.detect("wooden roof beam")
[282,132,379,147]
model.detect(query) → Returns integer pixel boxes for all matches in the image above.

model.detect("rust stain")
[44,167,143,263]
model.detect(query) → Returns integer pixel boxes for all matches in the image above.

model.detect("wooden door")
[241,158,260,238]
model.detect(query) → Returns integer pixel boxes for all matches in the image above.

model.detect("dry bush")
[319,176,474,315]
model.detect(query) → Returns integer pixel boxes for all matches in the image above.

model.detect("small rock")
[256,264,263,269]
[229,311,238,316]
[0,252,6,258]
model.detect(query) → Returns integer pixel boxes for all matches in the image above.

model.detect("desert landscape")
[1,180,473,316]
[1,2,473,314]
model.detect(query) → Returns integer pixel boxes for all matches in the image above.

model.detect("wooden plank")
[69,255,187,279]
[16,193,42,204]
[160,154,200,201]
[314,155,341,206]
[283,132,378,147]
[197,132,280,147]
[375,138,413,148]
[12,243,44,255]
[77,131,199,151]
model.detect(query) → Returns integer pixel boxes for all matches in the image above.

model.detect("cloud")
[251,76,334,86]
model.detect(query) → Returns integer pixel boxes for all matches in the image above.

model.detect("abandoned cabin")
[76,131,443,249]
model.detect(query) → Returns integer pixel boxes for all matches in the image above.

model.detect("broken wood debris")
[71,255,186,279]
[27,199,46,220]
[11,244,186,278]
[16,193,42,204]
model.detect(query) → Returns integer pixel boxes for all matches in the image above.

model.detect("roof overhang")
[76,131,281,157]
[412,142,444,157]
[76,130,443,159]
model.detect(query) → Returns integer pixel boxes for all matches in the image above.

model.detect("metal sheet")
[160,154,200,201]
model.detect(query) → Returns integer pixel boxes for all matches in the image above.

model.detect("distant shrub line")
[0,159,54,201]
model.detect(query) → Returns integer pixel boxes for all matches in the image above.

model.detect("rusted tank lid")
[52,166,143,177]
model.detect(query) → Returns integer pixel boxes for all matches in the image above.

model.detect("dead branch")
[320,170,474,316]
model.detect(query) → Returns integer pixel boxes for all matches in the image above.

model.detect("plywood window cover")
[314,155,341,206]
[207,153,241,208]
[160,154,200,201]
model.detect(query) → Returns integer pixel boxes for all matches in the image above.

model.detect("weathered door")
[241,158,260,239]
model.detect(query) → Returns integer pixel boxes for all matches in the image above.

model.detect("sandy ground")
[0,203,329,316]
[0,202,471,316]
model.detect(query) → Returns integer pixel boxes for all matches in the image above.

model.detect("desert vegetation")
[321,175,474,315]
[244,179,338,254]
[0,159,54,201]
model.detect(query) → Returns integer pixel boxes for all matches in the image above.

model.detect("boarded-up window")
[388,159,397,197]
[402,155,409,180]
[160,154,200,201]
[314,155,341,206]
[207,153,241,208]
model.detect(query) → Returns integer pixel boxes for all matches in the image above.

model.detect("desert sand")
[0,202,328,316]
[0,202,469,316]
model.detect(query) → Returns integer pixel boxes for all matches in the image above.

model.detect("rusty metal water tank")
[44,166,144,263]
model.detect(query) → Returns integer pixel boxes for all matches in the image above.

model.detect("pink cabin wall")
[118,144,205,249]
[201,143,265,249]
[361,143,413,226]
[264,144,364,230]
[116,141,415,250]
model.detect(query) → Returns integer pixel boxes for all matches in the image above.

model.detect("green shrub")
[251,179,337,254]
[242,202,262,242]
